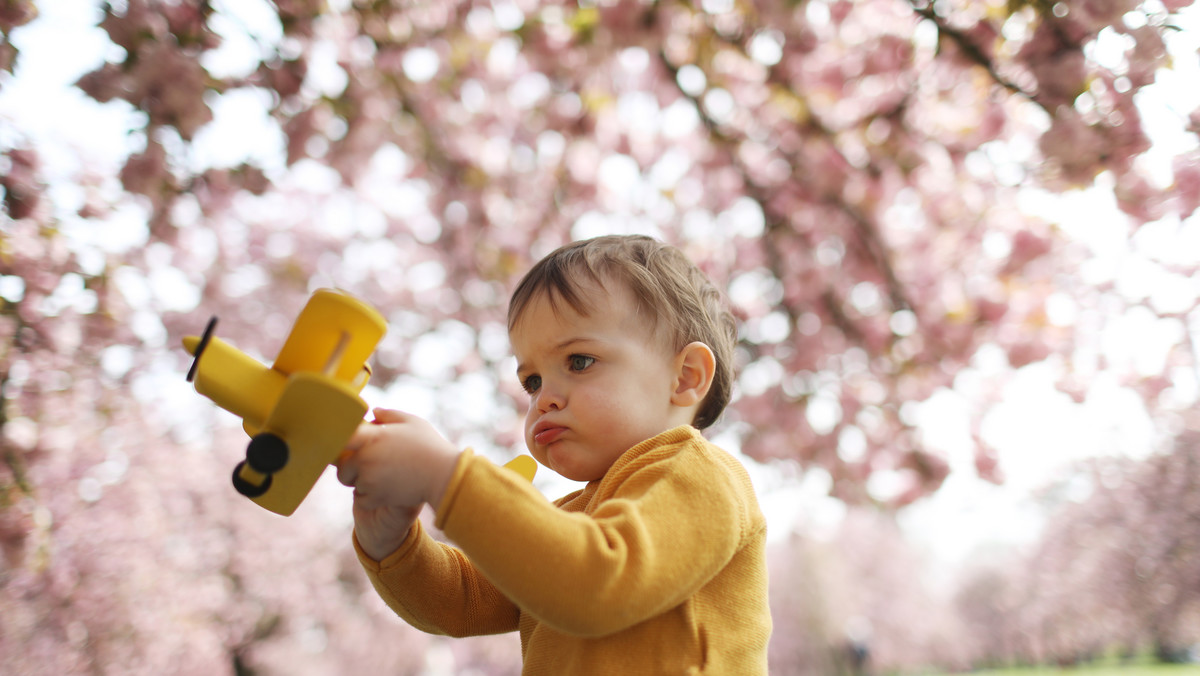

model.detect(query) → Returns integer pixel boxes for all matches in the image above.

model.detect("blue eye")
[521,374,542,394]
[569,355,595,371]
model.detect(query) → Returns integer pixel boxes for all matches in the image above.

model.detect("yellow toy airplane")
[183,288,536,516]
[183,288,388,515]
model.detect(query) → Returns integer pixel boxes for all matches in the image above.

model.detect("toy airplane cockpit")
[183,288,387,516]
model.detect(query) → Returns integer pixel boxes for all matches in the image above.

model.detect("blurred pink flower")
[99,0,169,52]
[1029,49,1088,108]
[1038,110,1105,185]
[75,62,130,103]
[1113,170,1166,223]
[1172,151,1200,218]
[127,41,213,139]
[1,147,43,220]
[1125,25,1168,88]
[119,138,172,198]
[0,0,37,34]
[1002,230,1053,275]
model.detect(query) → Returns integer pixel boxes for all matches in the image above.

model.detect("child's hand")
[336,408,461,561]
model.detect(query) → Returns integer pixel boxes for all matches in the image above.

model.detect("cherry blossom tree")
[770,508,972,674]
[954,406,1200,668]
[2,0,1199,672]
[47,0,1200,498]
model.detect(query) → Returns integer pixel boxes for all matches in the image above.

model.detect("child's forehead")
[534,274,628,319]
[511,274,653,334]
[508,271,681,361]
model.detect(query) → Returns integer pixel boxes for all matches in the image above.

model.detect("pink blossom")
[1002,230,1053,275]
[962,20,999,62]
[1124,25,1168,88]
[0,0,36,34]
[973,438,1005,484]
[118,138,172,198]
[1113,170,1166,223]
[1038,109,1106,185]
[98,0,170,52]
[75,62,129,103]
[127,41,213,139]
[1,147,43,219]
[1172,151,1200,218]
[1060,0,1140,39]
[162,1,219,50]
[1029,49,1088,108]
[1006,340,1051,368]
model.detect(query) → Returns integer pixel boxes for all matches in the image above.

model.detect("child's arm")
[430,432,758,637]
[356,518,521,637]
[337,410,522,636]
[335,408,460,560]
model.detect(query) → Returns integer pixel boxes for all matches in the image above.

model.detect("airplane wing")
[271,289,387,384]
[503,455,538,482]
[244,372,368,516]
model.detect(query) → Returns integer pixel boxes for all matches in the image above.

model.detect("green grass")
[943,663,1196,675]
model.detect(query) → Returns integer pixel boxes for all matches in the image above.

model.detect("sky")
[3,0,1199,579]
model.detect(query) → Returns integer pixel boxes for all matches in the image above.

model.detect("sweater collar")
[590,424,700,489]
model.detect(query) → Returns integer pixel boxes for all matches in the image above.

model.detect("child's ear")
[671,342,716,409]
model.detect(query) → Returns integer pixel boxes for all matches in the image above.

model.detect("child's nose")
[535,383,565,412]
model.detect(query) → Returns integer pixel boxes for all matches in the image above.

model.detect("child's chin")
[545,455,593,482]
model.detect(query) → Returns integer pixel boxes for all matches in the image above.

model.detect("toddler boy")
[336,235,771,674]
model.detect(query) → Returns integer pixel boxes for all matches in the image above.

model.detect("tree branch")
[908,1,1046,112]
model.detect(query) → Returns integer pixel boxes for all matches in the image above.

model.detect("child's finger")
[371,408,409,424]
[335,447,360,486]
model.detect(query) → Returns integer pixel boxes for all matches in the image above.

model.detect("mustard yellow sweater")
[355,425,771,675]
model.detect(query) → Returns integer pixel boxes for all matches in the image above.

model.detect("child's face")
[509,279,687,482]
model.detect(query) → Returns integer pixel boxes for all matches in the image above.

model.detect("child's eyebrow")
[515,337,594,373]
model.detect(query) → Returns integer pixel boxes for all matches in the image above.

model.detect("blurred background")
[2,0,1199,674]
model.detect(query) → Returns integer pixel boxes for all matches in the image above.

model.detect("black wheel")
[186,316,218,383]
[232,461,272,498]
[246,432,289,474]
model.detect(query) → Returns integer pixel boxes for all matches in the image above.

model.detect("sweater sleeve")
[355,450,521,638]
[436,437,749,638]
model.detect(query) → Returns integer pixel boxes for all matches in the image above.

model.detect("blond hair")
[507,235,737,429]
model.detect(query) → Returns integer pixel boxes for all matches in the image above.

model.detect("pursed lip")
[532,420,567,445]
